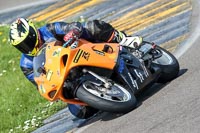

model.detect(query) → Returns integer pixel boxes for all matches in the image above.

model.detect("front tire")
[76,81,137,113]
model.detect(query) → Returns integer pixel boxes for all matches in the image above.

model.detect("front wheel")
[152,46,180,83]
[76,80,137,113]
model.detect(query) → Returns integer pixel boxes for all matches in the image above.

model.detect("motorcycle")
[33,37,179,113]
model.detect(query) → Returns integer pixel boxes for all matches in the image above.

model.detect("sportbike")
[33,37,179,113]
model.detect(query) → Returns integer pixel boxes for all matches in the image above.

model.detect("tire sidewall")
[152,46,180,83]
[76,83,137,113]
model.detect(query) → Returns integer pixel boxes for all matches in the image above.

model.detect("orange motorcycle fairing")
[34,39,120,105]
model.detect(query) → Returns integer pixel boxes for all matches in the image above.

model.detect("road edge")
[174,0,200,58]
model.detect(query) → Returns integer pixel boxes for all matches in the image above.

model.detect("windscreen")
[33,46,46,77]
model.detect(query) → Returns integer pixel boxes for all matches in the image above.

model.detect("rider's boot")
[110,30,143,49]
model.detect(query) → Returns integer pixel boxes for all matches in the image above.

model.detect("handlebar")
[63,38,73,48]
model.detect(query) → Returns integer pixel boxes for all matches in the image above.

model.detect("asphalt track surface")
[1,0,200,133]
[0,0,59,13]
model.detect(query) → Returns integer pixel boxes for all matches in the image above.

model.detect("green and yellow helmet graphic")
[10,18,30,46]
[9,18,39,56]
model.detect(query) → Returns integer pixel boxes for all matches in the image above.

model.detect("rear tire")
[152,46,179,83]
[76,81,137,113]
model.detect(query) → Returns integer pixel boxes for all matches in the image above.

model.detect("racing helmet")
[9,18,39,56]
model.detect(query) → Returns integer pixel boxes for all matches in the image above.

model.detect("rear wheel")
[152,46,180,83]
[76,80,137,113]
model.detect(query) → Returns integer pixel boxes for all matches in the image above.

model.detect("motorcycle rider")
[9,18,143,119]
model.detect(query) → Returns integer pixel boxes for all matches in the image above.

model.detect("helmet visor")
[14,26,37,54]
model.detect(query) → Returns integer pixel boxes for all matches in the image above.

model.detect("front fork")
[82,69,113,89]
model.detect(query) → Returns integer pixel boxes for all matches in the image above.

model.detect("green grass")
[0,22,66,133]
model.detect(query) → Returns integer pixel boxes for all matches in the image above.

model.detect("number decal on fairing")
[39,85,46,94]
[46,70,53,81]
